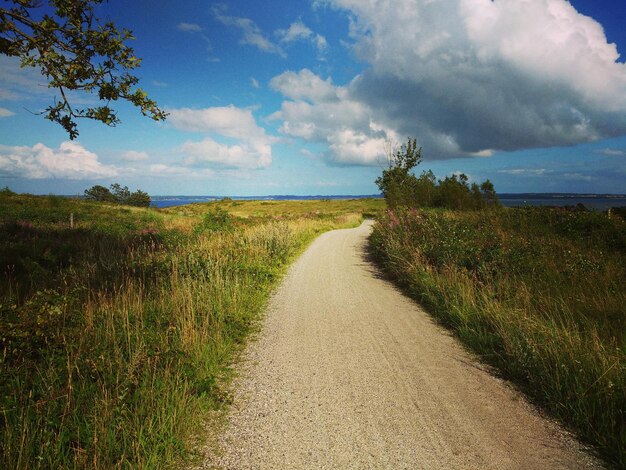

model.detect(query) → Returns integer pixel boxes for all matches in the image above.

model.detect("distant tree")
[413,170,437,207]
[84,184,115,202]
[375,138,422,208]
[471,182,484,209]
[125,189,150,207]
[0,0,167,138]
[480,179,499,207]
[84,183,150,206]
[375,138,499,211]
[437,173,474,210]
[0,186,16,196]
[110,183,131,204]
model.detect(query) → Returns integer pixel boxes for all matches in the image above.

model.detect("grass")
[0,193,383,469]
[370,206,625,467]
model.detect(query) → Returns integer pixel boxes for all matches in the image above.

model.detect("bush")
[195,207,233,233]
[371,206,626,466]
[375,139,498,210]
[84,183,151,207]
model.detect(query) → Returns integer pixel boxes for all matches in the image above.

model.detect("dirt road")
[203,221,601,469]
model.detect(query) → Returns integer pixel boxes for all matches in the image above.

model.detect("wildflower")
[387,209,400,228]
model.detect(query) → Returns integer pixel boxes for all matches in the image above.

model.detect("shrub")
[84,183,151,207]
[375,139,498,210]
[371,206,625,466]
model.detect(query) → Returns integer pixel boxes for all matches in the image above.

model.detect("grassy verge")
[0,193,383,469]
[370,207,625,467]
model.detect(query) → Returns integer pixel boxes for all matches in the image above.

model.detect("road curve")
[202,220,601,469]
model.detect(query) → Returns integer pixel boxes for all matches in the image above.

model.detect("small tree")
[413,170,437,207]
[126,189,150,207]
[84,184,115,202]
[84,183,150,206]
[110,183,131,204]
[480,179,499,207]
[437,173,475,210]
[374,138,499,211]
[375,138,422,208]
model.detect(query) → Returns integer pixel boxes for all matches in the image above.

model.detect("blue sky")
[1,0,626,196]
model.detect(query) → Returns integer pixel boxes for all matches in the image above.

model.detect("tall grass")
[370,207,625,466]
[0,193,369,468]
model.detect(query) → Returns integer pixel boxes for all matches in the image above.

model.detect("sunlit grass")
[370,206,625,466]
[0,193,375,469]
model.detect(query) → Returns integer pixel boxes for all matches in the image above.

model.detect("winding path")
[203,221,601,469]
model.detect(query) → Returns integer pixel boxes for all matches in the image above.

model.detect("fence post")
[70,212,74,228]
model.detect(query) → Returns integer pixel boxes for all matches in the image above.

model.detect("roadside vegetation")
[0,190,383,469]
[370,142,625,466]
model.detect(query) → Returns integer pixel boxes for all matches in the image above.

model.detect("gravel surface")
[199,220,602,469]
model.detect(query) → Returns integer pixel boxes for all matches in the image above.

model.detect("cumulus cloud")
[270,69,337,102]
[276,0,626,164]
[167,105,275,169]
[168,105,269,139]
[0,141,118,179]
[276,20,328,54]
[122,150,149,161]
[181,138,271,169]
[213,7,285,57]
[270,69,398,165]
[0,107,14,117]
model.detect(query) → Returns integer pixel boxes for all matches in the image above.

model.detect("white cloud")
[122,150,149,161]
[269,69,399,165]
[277,0,626,163]
[148,163,215,178]
[498,168,548,176]
[181,138,271,169]
[270,69,337,103]
[0,142,119,179]
[213,8,285,57]
[594,148,626,157]
[250,77,260,89]
[0,56,95,107]
[276,20,328,53]
[168,105,275,169]
[0,55,48,101]
[0,107,14,117]
[327,129,390,166]
[177,22,202,32]
[470,149,495,157]
[459,0,626,110]
[168,105,268,140]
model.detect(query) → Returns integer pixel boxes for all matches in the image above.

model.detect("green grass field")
[370,206,625,466]
[0,193,383,469]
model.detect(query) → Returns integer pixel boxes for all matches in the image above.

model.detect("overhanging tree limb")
[0,0,167,138]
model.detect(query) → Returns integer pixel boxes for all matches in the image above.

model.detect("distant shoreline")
[148,193,626,210]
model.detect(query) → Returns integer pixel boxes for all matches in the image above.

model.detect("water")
[150,194,626,211]
[498,194,626,211]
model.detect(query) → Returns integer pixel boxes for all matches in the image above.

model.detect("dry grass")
[0,193,373,469]
[370,206,625,467]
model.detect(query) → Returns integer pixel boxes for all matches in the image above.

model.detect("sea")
[150,194,626,211]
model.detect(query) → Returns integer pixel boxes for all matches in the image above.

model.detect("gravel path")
[201,220,601,469]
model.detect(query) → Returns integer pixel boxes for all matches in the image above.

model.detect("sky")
[1,0,626,196]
